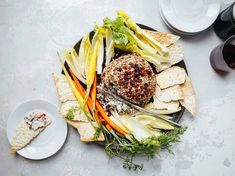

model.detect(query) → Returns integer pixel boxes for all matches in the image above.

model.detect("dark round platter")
[70,23,186,123]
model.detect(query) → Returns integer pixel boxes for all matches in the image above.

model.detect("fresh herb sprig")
[93,126,103,140]
[104,127,187,170]
[64,106,79,120]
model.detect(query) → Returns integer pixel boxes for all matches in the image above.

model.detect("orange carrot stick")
[70,69,127,136]
[95,101,126,136]
[70,69,86,94]
[106,124,112,131]
[70,69,100,122]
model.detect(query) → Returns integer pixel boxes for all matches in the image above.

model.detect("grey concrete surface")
[0,0,235,175]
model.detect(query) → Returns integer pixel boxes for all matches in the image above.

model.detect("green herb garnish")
[104,127,187,170]
[64,106,79,120]
[93,126,103,140]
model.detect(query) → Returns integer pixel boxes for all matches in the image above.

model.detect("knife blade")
[99,88,181,127]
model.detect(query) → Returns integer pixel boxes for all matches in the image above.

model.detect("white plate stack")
[159,0,221,35]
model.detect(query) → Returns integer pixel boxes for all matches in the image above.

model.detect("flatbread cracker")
[53,73,105,141]
[155,44,184,72]
[168,43,184,65]
[156,66,186,89]
[144,29,180,47]
[60,101,88,122]
[155,85,183,102]
[180,76,196,116]
[53,73,76,102]
[10,117,51,154]
[67,121,105,142]
[60,101,79,116]
[153,96,180,110]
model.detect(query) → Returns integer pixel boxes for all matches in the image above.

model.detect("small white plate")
[160,7,198,35]
[159,0,221,33]
[7,99,68,160]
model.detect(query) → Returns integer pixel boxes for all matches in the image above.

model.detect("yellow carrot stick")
[70,69,101,124]
[57,52,93,122]
[70,69,127,136]
[84,39,99,106]
[91,74,97,113]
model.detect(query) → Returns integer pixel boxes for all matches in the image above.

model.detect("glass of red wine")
[210,35,235,72]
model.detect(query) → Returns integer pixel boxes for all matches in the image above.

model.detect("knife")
[99,88,181,128]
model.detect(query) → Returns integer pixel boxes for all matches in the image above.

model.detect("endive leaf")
[117,10,169,56]
[79,33,92,81]
[64,50,86,84]
[92,31,104,74]
[105,29,114,66]
[57,53,93,122]
[70,48,87,84]
[136,114,174,130]
[124,117,153,141]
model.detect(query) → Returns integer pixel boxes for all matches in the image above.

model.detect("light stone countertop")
[0,0,235,175]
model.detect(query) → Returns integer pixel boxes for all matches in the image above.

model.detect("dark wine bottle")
[213,3,235,40]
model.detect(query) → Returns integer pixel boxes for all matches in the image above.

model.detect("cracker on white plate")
[53,73,76,103]
[60,101,88,122]
[66,121,105,142]
[156,66,186,89]
[10,117,51,154]
[180,76,196,116]
[155,85,183,102]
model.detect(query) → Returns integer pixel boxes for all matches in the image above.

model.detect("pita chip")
[180,76,196,116]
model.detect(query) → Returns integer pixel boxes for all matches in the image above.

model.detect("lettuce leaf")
[102,16,169,65]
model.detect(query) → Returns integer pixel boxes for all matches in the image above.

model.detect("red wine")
[223,43,235,69]
[213,3,235,39]
[210,36,235,72]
